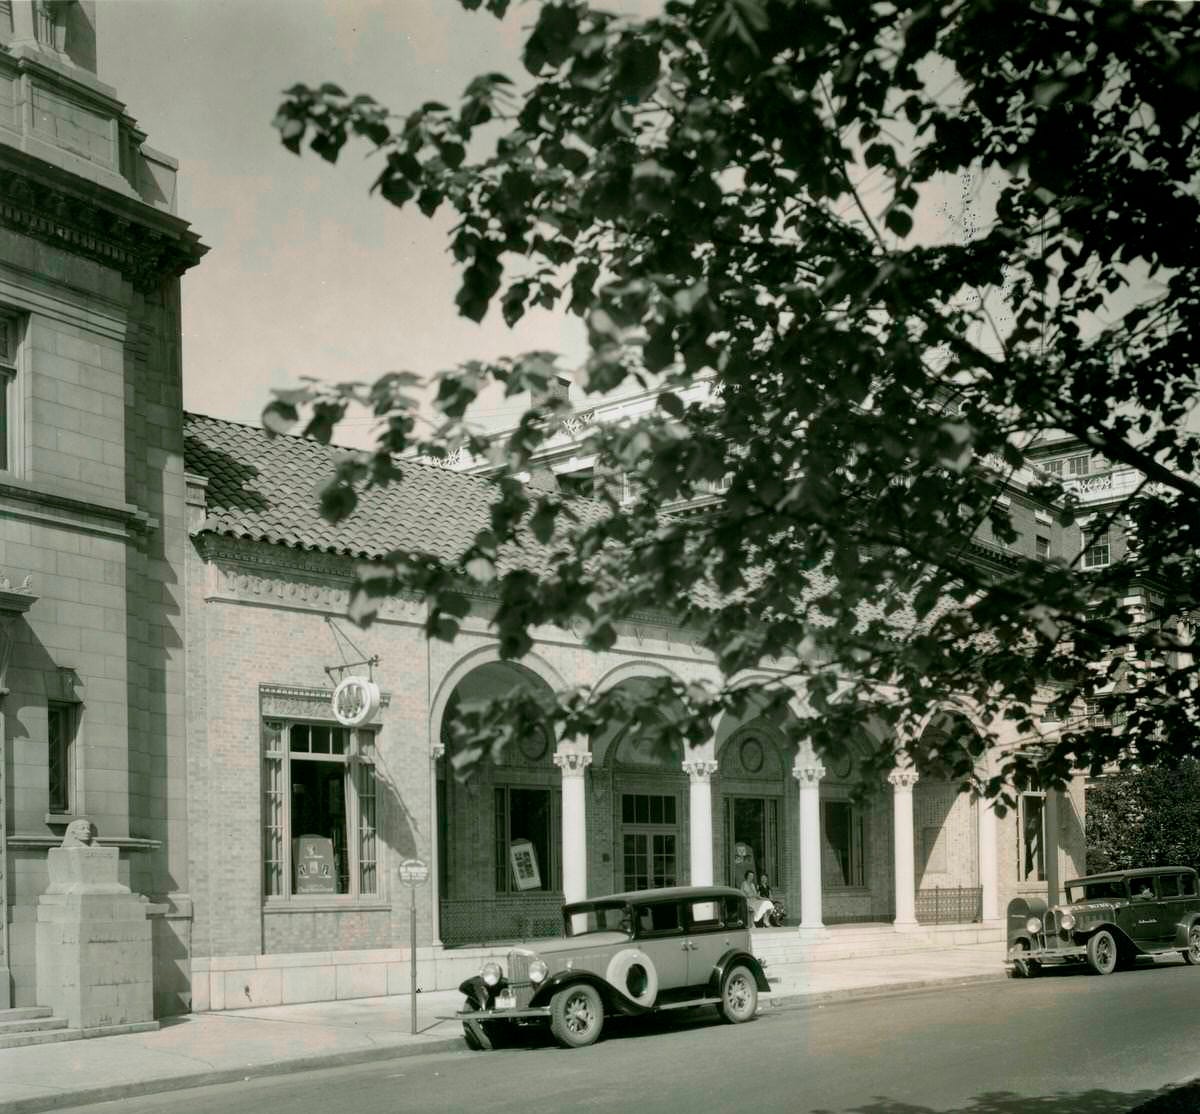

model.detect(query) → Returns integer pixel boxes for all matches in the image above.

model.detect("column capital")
[554,751,593,777]
[682,759,718,783]
[888,768,920,791]
[792,762,826,786]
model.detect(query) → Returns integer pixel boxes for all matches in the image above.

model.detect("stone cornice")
[0,146,206,291]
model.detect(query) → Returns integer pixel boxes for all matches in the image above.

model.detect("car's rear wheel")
[718,964,758,1023]
[1086,929,1118,975]
[1181,925,1200,965]
[549,984,604,1048]
[1009,940,1040,979]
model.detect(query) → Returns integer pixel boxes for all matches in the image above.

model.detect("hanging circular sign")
[331,677,381,727]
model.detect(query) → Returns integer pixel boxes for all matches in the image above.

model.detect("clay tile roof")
[183,411,509,563]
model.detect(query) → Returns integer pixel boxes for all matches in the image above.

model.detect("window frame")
[47,700,77,816]
[0,309,23,475]
[262,718,380,903]
[620,790,681,891]
[1083,531,1111,569]
[494,783,561,895]
[1018,792,1046,883]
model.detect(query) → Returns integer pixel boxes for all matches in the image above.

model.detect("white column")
[1044,789,1061,906]
[429,743,445,945]
[889,767,919,928]
[554,750,592,905]
[682,760,718,886]
[977,793,1000,922]
[792,761,825,930]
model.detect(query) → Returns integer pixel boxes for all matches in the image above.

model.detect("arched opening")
[593,678,687,893]
[436,661,559,945]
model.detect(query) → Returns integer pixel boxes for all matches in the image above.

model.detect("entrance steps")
[750,922,1005,966]
[0,1007,81,1049]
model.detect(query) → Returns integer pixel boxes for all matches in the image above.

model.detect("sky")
[97,0,591,439]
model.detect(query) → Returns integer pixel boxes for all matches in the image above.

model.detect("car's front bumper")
[454,1006,551,1021]
[1007,943,1088,965]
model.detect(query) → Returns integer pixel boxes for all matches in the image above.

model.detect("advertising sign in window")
[294,835,337,894]
[509,838,543,891]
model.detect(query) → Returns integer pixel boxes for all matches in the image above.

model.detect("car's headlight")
[528,959,549,984]
[481,961,502,986]
[1058,911,1075,930]
[1026,916,1042,934]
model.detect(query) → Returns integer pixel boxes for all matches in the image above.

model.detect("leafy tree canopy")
[267,0,1200,804]
[1087,761,1200,875]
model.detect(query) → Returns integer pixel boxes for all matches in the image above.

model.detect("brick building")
[0,1,205,1014]
[181,413,1085,1011]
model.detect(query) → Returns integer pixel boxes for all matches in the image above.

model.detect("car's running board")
[655,997,722,1010]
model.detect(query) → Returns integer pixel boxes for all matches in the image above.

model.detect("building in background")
[0,1,204,1014]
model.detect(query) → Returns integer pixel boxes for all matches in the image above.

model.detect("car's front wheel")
[1086,929,1119,975]
[718,964,759,1024]
[549,984,604,1048]
[1181,924,1200,966]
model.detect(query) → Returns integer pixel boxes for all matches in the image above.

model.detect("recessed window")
[1018,793,1045,882]
[262,720,378,899]
[1035,535,1051,559]
[48,702,77,814]
[0,311,20,473]
[622,792,678,891]
[1083,532,1110,568]
[495,785,558,893]
[822,800,865,887]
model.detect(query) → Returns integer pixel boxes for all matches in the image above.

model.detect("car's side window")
[722,897,746,928]
[636,902,681,935]
[1130,876,1157,901]
[688,900,721,931]
[1160,874,1180,898]
[1182,874,1198,898]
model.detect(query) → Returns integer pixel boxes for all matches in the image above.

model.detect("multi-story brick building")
[0,1,205,1014]
[181,412,1085,1011]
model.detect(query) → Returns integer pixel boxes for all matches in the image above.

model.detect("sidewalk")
[0,941,1006,1114]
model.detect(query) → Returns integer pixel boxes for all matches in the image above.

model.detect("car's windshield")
[1067,880,1127,902]
[564,903,632,937]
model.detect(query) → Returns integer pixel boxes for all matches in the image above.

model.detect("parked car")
[456,885,770,1049]
[1006,866,1200,977]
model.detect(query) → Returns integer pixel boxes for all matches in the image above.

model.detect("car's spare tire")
[605,948,658,1007]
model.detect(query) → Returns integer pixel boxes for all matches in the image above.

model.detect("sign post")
[397,858,429,1035]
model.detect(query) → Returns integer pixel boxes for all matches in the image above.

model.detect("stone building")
[181,412,1085,1011]
[0,1,205,1014]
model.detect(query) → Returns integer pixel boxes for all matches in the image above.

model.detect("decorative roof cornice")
[0,146,206,291]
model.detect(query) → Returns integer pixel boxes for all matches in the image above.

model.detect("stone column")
[429,742,445,946]
[889,767,920,928]
[977,794,1000,922]
[792,760,825,930]
[682,760,718,886]
[554,750,592,905]
[1044,789,1061,906]
[0,584,36,1009]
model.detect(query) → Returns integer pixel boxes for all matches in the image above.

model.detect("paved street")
[53,961,1200,1114]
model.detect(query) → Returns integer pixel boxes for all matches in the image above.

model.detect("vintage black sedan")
[456,885,769,1049]
[1007,866,1200,977]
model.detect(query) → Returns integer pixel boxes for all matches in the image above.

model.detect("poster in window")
[293,835,337,894]
[509,838,542,891]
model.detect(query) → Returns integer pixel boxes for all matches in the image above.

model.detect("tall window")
[0,311,19,472]
[822,801,865,887]
[1083,531,1111,568]
[724,797,780,888]
[1035,535,1051,560]
[262,720,378,899]
[1019,793,1045,882]
[621,793,678,890]
[47,701,76,814]
[494,786,559,893]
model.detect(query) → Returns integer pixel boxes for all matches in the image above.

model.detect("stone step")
[0,1006,53,1022]
[0,1016,68,1035]
[0,1026,82,1049]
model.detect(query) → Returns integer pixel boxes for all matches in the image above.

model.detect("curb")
[0,1033,468,1114]
[0,974,1008,1114]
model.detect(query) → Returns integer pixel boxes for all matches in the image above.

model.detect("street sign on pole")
[397,859,429,1033]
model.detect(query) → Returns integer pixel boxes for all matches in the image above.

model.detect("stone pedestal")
[36,846,157,1032]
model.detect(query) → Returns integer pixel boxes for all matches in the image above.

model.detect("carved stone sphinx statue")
[60,817,96,848]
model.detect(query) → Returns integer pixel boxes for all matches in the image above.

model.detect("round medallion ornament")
[519,727,549,762]
[331,677,381,727]
[739,736,764,774]
[831,752,853,780]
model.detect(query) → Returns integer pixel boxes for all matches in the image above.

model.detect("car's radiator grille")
[506,950,534,1008]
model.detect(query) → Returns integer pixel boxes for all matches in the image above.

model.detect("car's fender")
[459,973,509,1009]
[1076,921,1142,956]
[529,968,651,1016]
[1172,911,1200,949]
[707,948,770,996]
